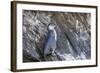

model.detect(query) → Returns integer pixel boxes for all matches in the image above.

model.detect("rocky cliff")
[23,10,91,62]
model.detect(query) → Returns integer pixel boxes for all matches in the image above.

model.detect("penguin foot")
[51,53,56,56]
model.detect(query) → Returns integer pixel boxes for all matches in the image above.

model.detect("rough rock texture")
[23,10,91,62]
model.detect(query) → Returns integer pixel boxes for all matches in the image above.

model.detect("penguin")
[44,23,57,57]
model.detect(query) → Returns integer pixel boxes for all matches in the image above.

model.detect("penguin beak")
[53,25,56,28]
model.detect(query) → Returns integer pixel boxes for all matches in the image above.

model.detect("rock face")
[23,10,91,62]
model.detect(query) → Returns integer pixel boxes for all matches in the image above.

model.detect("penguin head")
[48,23,56,30]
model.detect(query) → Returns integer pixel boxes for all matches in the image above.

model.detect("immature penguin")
[44,23,57,57]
